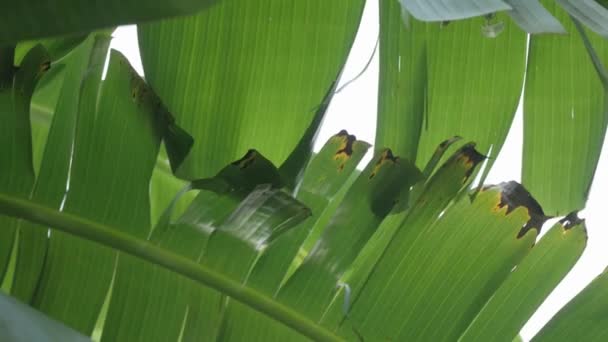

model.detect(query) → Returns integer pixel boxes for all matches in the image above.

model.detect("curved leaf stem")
[0,193,342,342]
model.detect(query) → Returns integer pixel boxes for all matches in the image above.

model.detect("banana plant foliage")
[2,0,608,341]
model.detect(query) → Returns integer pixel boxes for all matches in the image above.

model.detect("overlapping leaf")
[0,45,49,282]
[522,2,608,216]
[32,51,163,334]
[12,34,111,303]
[375,0,426,161]
[138,0,365,179]
[415,13,526,176]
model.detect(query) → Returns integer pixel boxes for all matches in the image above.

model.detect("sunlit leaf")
[138,0,365,179]
[460,214,586,341]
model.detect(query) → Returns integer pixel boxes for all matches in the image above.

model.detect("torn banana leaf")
[460,214,586,341]
[0,45,50,282]
[344,182,544,341]
[13,34,111,303]
[522,2,608,215]
[32,51,163,334]
[103,148,306,341]
[533,267,608,341]
[138,0,365,179]
[185,185,310,340]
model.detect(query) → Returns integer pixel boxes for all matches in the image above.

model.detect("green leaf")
[460,214,587,341]
[344,182,543,341]
[556,0,608,37]
[278,81,340,190]
[504,0,566,34]
[0,45,49,281]
[218,132,369,341]
[276,150,422,321]
[14,33,90,65]
[187,186,310,340]
[32,51,162,334]
[0,0,217,44]
[138,0,365,179]
[0,292,89,342]
[375,0,426,161]
[415,13,526,178]
[0,193,341,342]
[30,64,65,175]
[319,143,485,331]
[103,147,306,341]
[522,2,608,216]
[248,132,370,295]
[532,268,608,341]
[12,34,111,303]
[399,0,511,21]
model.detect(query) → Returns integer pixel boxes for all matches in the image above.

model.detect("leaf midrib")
[0,192,342,342]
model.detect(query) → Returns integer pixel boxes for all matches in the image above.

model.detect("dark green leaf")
[0,45,49,281]
[32,51,162,333]
[218,132,369,341]
[344,182,543,341]
[14,33,90,65]
[505,0,566,34]
[415,13,526,180]
[276,150,422,321]
[557,0,608,37]
[375,0,426,161]
[320,144,485,331]
[13,34,111,303]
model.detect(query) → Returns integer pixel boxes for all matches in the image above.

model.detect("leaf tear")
[369,149,398,179]
[492,181,548,238]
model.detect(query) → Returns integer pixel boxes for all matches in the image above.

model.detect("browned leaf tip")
[369,149,398,179]
[335,130,357,157]
[450,143,486,180]
[494,181,548,238]
[560,211,585,230]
